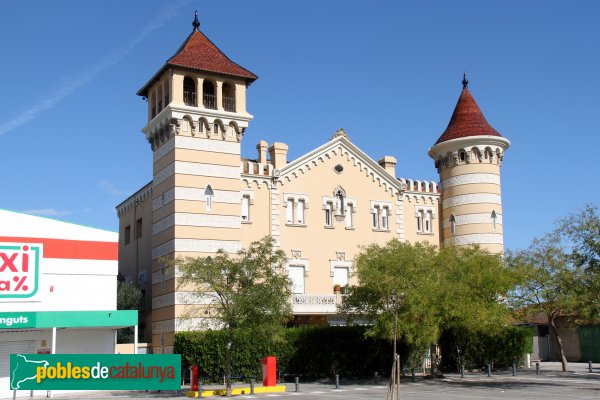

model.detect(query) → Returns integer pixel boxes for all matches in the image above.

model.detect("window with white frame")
[325,201,333,227]
[491,210,497,231]
[288,266,305,294]
[416,207,434,233]
[296,200,305,224]
[372,206,379,229]
[286,199,294,223]
[371,203,391,230]
[204,185,214,211]
[284,195,308,225]
[345,203,354,228]
[241,195,250,222]
[333,267,349,286]
[381,207,389,230]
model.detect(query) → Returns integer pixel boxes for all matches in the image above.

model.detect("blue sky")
[1,1,598,251]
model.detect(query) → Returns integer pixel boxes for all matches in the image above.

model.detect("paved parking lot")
[7,363,600,400]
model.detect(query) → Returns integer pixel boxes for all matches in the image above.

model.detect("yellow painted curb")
[186,385,286,397]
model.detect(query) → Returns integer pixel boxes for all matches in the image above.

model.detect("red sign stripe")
[0,236,118,261]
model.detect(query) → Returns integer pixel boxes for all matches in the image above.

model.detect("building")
[0,209,137,398]
[116,13,510,353]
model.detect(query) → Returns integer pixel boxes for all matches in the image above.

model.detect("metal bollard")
[589,361,593,373]
[512,363,516,376]
[411,368,416,382]
[198,381,203,398]
[536,362,540,375]
[460,364,464,378]
[295,376,300,392]
[374,371,379,383]
[486,364,491,377]
[250,380,255,394]
[335,374,339,389]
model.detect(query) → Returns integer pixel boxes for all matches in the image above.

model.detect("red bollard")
[261,356,277,386]
[191,365,199,391]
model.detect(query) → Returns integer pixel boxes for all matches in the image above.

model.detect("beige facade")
[116,21,509,353]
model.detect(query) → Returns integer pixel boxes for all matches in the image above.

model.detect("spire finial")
[462,71,469,89]
[192,10,200,31]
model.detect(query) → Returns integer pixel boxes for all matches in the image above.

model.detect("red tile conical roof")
[137,23,257,97]
[434,87,502,145]
[167,30,257,81]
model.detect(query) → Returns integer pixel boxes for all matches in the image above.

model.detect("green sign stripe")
[0,311,137,329]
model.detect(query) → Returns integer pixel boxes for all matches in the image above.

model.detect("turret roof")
[167,29,257,81]
[137,13,257,97]
[434,83,502,145]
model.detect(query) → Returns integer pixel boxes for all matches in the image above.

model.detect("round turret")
[428,75,509,253]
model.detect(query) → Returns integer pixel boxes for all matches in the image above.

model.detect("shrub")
[438,326,533,371]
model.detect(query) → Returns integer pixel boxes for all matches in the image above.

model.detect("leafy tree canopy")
[340,240,516,355]
[174,236,292,395]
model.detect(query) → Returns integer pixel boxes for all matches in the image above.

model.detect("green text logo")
[10,354,181,390]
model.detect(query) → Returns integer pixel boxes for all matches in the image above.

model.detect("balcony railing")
[223,96,236,112]
[184,91,196,107]
[291,294,338,313]
[203,93,216,109]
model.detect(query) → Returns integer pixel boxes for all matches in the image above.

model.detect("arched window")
[416,210,423,232]
[241,195,250,222]
[213,122,219,135]
[183,77,196,106]
[296,200,305,224]
[424,211,431,233]
[491,210,497,231]
[459,150,466,162]
[450,214,456,235]
[157,86,163,113]
[372,206,380,229]
[204,185,214,210]
[286,199,294,224]
[381,207,389,230]
[163,81,170,106]
[150,93,157,119]
[203,80,216,109]
[222,82,236,112]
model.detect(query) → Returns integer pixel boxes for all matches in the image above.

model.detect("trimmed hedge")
[175,325,533,380]
[438,326,534,371]
[175,326,397,381]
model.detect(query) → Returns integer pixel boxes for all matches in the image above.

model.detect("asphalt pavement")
[5,362,599,400]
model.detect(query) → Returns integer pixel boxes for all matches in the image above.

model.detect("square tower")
[136,12,257,353]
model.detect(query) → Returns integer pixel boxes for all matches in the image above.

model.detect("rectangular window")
[288,266,305,294]
[333,267,349,286]
[296,200,305,224]
[425,211,431,233]
[241,196,250,222]
[325,202,333,226]
[286,199,294,223]
[372,206,380,229]
[417,211,423,232]
[124,225,131,245]
[135,218,143,238]
[345,204,353,228]
[381,207,389,230]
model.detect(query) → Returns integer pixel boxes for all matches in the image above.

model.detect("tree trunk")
[549,312,568,372]
[226,324,234,396]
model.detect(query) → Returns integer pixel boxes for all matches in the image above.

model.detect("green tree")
[176,236,292,396]
[341,239,515,371]
[116,280,142,343]
[506,234,577,372]
[559,204,600,319]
